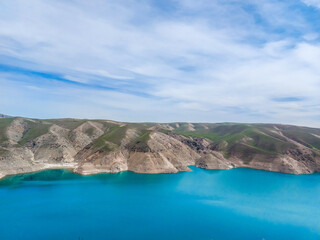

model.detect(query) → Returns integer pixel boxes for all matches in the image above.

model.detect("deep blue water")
[0,167,319,240]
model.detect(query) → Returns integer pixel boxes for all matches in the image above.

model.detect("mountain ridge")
[0,113,11,118]
[0,117,319,179]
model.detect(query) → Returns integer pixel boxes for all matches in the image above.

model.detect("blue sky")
[0,0,320,126]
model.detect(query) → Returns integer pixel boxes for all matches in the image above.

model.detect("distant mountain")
[0,117,319,179]
[0,114,11,118]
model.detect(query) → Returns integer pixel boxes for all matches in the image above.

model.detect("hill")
[0,117,319,178]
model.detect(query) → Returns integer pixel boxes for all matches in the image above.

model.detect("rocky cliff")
[0,117,320,178]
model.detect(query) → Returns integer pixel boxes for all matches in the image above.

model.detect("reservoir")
[0,167,319,240]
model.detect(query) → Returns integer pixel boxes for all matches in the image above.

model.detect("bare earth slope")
[0,117,320,178]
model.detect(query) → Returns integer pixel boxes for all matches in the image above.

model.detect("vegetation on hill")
[0,117,319,176]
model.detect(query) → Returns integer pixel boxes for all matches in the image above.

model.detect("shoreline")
[1,165,318,182]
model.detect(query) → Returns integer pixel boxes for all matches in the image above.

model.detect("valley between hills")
[0,115,320,179]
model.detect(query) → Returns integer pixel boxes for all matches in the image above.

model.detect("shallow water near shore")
[0,167,319,240]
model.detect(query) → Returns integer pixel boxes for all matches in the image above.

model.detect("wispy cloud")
[302,0,320,8]
[0,0,319,126]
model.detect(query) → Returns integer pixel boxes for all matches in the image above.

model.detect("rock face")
[0,118,320,178]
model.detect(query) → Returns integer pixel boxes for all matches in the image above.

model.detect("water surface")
[0,167,319,240]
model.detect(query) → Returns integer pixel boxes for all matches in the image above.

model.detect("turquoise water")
[0,167,319,240]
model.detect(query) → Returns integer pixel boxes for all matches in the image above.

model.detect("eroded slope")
[0,118,319,178]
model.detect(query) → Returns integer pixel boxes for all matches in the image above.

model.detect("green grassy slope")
[19,119,51,145]
[0,118,14,142]
[0,117,319,160]
[173,123,319,161]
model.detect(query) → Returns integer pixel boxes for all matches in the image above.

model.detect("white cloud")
[0,0,319,126]
[301,0,320,8]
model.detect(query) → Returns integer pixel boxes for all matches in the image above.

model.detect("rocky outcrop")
[0,117,319,179]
